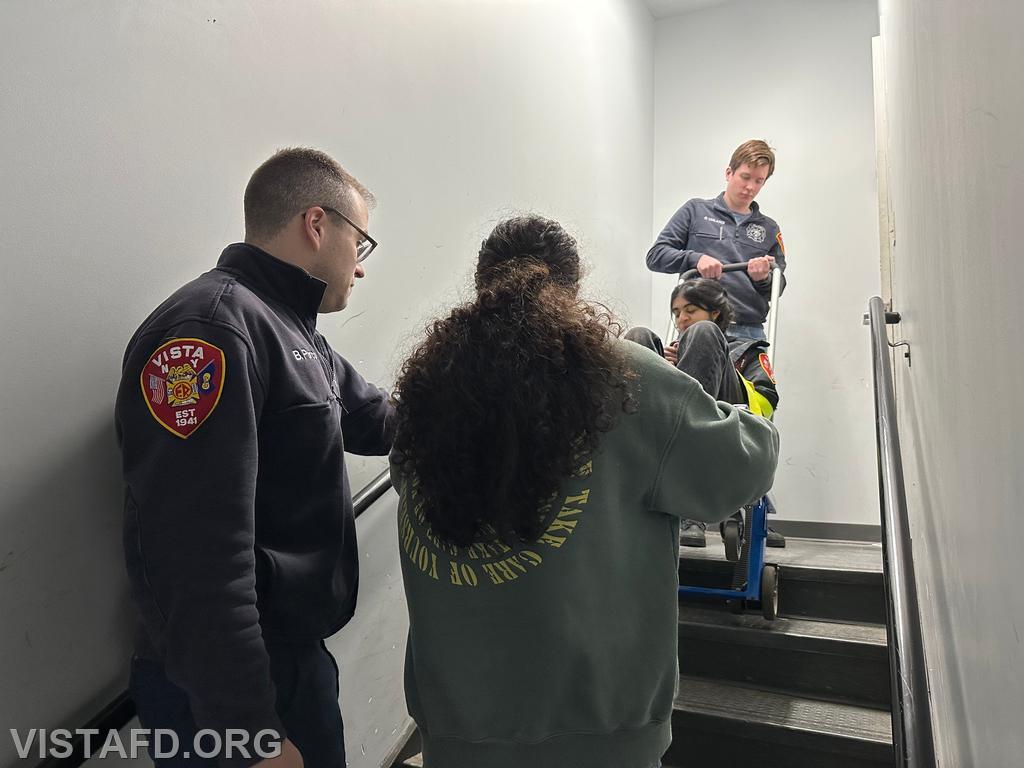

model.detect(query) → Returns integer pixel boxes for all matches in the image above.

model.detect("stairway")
[669,529,894,767]
[392,531,894,768]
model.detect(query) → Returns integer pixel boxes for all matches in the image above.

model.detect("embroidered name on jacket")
[399,459,592,587]
[141,337,225,439]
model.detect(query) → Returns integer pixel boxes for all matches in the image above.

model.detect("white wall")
[651,0,881,525]
[878,0,1024,763]
[0,2,654,765]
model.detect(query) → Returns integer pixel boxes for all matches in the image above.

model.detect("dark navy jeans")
[131,640,345,767]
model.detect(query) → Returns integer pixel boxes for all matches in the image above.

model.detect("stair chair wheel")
[760,564,779,621]
[722,519,742,562]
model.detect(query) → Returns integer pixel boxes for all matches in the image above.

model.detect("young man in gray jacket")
[646,139,787,546]
[646,139,787,341]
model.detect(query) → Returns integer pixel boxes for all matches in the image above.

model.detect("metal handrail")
[353,467,395,518]
[34,693,135,768]
[867,296,936,767]
[35,467,396,768]
[667,263,782,362]
[765,265,782,365]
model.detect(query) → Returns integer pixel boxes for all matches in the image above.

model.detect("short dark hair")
[243,147,375,241]
[671,278,735,332]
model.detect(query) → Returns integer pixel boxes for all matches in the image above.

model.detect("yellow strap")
[740,375,774,419]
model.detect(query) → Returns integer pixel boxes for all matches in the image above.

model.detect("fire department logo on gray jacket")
[745,223,767,244]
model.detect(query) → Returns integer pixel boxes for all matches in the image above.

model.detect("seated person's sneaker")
[680,519,707,548]
[764,494,784,547]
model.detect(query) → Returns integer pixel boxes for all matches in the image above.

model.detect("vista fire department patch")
[758,352,777,384]
[745,223,767,244]
[141,338,226,438]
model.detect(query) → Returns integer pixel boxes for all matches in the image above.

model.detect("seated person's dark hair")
[670,278,736,334]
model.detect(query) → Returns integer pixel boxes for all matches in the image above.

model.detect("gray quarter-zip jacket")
[646,193,787,325]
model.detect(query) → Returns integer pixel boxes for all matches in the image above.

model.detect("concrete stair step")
[668,675,894,768]
[679,534,886,624]
[678,603,891,709]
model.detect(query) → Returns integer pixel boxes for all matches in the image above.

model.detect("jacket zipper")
[313,331,344,410]
[284,304,344,409]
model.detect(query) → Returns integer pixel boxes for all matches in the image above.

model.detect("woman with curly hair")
[390,215,778,768]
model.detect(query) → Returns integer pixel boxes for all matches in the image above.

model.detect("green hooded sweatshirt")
[392,340,779,768]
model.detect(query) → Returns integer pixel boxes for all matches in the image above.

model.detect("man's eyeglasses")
[314,205,378,262]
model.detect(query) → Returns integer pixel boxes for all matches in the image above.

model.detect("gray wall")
[651,0,882,525]
[0,2,655,765]
[877,0,1024,763]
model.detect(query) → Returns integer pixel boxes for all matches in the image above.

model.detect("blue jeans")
[728,323,766,341]
[131,640,345,767]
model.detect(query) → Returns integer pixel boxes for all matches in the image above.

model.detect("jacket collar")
[713,192,761,220]
[215,243,326,328]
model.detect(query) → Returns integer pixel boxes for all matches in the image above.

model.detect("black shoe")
[766,527,786,548]
[680,519,707,547]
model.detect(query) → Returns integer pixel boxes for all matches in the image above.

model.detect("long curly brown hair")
[392,215,635,548]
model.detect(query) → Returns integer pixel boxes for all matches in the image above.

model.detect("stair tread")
[680,532,883,573]
[678,604,888,647]
[674,675,892,744]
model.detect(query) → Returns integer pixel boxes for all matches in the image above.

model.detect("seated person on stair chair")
[625,277,784,548]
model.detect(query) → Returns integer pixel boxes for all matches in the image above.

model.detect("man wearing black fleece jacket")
[115,148,393,768]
